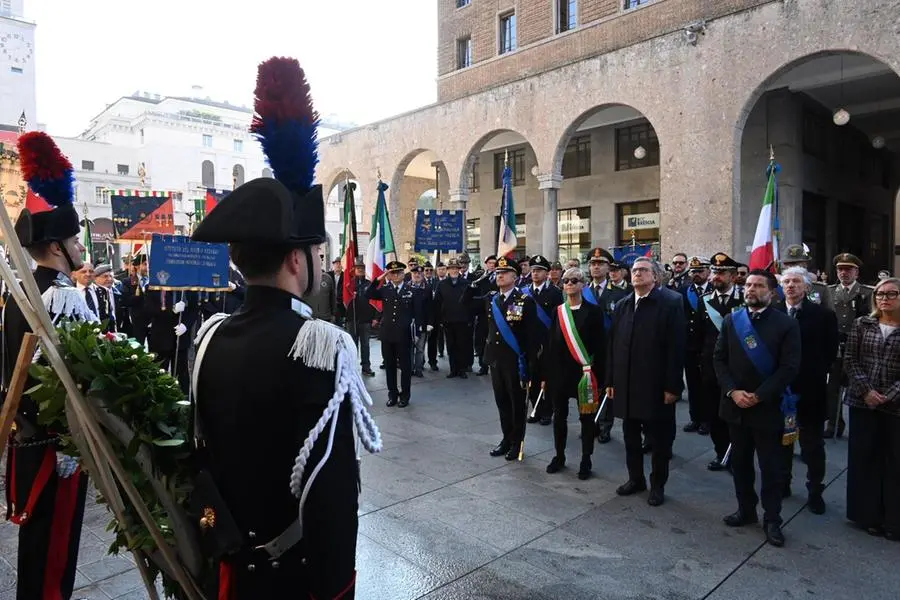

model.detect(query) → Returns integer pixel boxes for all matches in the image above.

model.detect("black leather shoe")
[723,510,758,527]
[526,415,540,424]
[707,458,727,471]
[430,364,439,372]
[362,369,375,377]
[398,397,409,408]
[413,371,424,378]
[505,446,519,461]
[807,494,826,515]
[546,455,565,473]
[884,530,900,542]
[438,353,444,358]
[641,442,653,455]
[765,522,785,547]
[597,428,611,444]
[477,366,489,376]
[379,363,385,369]
[386,397,398,407]
[490,442,511,457]
[822,424,835,439]
[577,457,592,480]
[647,488,665,506]
[540,417,552,426]
[683,421,700,433]
[616,479,647,496]
[697,423,710,436]
[458,372,468,379]
[836,420,845,438]
[446,372,458,379]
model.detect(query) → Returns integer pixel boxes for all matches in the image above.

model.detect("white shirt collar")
[634,290,651,306]
[533,281,546,293]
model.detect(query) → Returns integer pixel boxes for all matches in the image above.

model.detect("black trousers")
[491,364,527,445]
[702,377,730,458]
[825,357,845,427]
[623,417,675,490]
[347,321,372,370]
[382,339,412,400]
[6,445,88,600]
[443,322,468,375]
[529,362,552,420]
[551,393,595,458]
[427,323,444,365]
[728,423,784,525]
[846,406,900,532]
[782,421,826,494]
[474,316,487,369]
[685,358,704,423]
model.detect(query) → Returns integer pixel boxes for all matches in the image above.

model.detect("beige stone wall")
[317,0,900,262]
[396,176,436,257]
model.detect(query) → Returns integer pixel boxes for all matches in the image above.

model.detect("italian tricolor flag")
[365,180,395,310]
[749,161,778,271]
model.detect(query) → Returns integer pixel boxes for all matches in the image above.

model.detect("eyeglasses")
[672,260,686,265]
[631,267,652,274]
[875,291,900,299]
[561,278,583,285]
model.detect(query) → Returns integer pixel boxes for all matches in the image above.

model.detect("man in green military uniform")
[824,253,872,438]
[781,244,832,310]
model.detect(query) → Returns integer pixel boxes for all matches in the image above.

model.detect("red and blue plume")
[251,57,319,193]
[17,131,75,207]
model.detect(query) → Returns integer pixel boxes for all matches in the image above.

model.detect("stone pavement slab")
[1,340,898,599]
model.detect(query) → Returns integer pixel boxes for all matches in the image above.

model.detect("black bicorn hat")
[710,252,739,270]
[588,247,613,263]
[192,58,326,247]
[529,255,551,270]
[495,255,521,275]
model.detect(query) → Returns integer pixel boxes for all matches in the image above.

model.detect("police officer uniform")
[522,255,563,426]
[516,256,533,288]
[189,57,381,599]
[472,255,499,375]
[825,253,872,437]
[683,256,713,434]
[366,261,422,407]
[781,244,833,310]
[476,257,541,461]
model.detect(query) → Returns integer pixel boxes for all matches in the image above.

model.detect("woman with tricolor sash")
[545,268,607,480]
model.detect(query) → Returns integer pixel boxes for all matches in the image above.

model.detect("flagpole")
[769,145,781,274]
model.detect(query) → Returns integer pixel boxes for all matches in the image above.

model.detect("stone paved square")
[2,341,898,600]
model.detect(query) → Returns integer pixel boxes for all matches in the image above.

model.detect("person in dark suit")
[523,255,564,426]
[606,256,687,506]
[473,256,541,461]
[545,267,606,479]
[434,258,472,378]
[344,258,376,376]
[409,265,433,377]
[424,261,443,371]
[145,289,200,393]
[714,269,801,547]
[365,260,421,407]
[779,267,838,513]
[700,253,745,471]
[683,256,713,434]
[93,263,123,333]
[119,253,152,343]
[472,255,499,375]
[608,261,634,294]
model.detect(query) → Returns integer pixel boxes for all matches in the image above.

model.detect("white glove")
[426,325,434,332]
[172,300,186,314]
[228,281,237,290]
[56,452,79,478]
[174,323,188,337]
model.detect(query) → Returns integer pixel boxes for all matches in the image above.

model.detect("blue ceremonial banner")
[612,243,657,267]
[148,234,230,291]
[414,210,465,253]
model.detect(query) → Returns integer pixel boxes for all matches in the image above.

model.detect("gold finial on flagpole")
[769,145,775,161]
[504,149,509,167]
[376,167,382,182]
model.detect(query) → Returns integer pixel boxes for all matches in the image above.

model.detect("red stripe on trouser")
[310,572,357,600]
[219,561,236,600]
[9,446,55,525]
[43,468,83,600]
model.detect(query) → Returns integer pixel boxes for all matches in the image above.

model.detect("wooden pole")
[0,332,38,451]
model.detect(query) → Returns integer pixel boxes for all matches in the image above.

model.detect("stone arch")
[734,49,900,276]
[389,149,450,259]
[201,160,215,188]
[262,167,273,178]
[232,164,245,188]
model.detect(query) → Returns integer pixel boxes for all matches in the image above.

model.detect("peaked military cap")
[518,255,531,265]
[688,256,711,270]
[529,255,551,270]
[385,260,406,272]
[132,254,148,266]
[353,257,366,268]
[609,261,626,270]
[447,258,460,268]
[710,252,739,270]
[782,244,810,264]
[588,247,613,263]
[436,261,446,268]
[424,261,434,269]
[457,253,471,263]
[495,255,521,275]
[408,257,419,264]
[94,263,113,276]
[550,260,564,270]
[485,255,498,263]
[833,253,862,268]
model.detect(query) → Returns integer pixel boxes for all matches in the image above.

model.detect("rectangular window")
[117,164,129,176]
[466,218,481,266]
[615,122,659,171]
[10,67,22,74]
[140,129,145,144]
[469,157,480,192]
[81,160,95,171]
[616,199,659,245]
[624,0,655,9]
[493,149,526,189]
[202,134,213,148]
[557,0,577,33]
[499,12,517,54]
[557,207,591,263]
[456,0,470,7]
[456,36,472,69]
[233,139,244,152]
[95,187,109,205]
[561,135,591,178]
[494,213,526,256]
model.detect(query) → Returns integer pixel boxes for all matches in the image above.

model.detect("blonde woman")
[844,277,900,540]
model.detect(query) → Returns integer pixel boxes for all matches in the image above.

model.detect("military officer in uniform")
[825,253,872,438]
[667,252,691,293]
[522,255,563,426]
[549,260,564,289]
[683,256,713,434]
[190,56,381,599]
[781,244,832,310]
[474,256,541,461]
[517,255,533,288]
[366,260,421,407]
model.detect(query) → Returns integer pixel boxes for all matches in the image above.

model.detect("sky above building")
[26,0,438,136]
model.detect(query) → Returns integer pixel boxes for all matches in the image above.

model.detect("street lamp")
[633,145,647,160]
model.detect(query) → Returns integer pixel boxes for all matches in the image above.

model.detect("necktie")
[788,306,797,318]
[635,297,642,311]
[751,311,761,321]
[84,288,96,313]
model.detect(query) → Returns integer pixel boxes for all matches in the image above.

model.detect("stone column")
[538,174,563,257]
[448,188,469,251]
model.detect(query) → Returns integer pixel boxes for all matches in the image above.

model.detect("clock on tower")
[0,30,32,66]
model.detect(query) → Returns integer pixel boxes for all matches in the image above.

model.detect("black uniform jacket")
[197,285,358,598]
[714,306,801,431]
[365,280,423,343]
[607,287,687,421]
[433,276,472,324]
[546,300,606,401]
[699,288,745,380]
[481,288,541,376]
